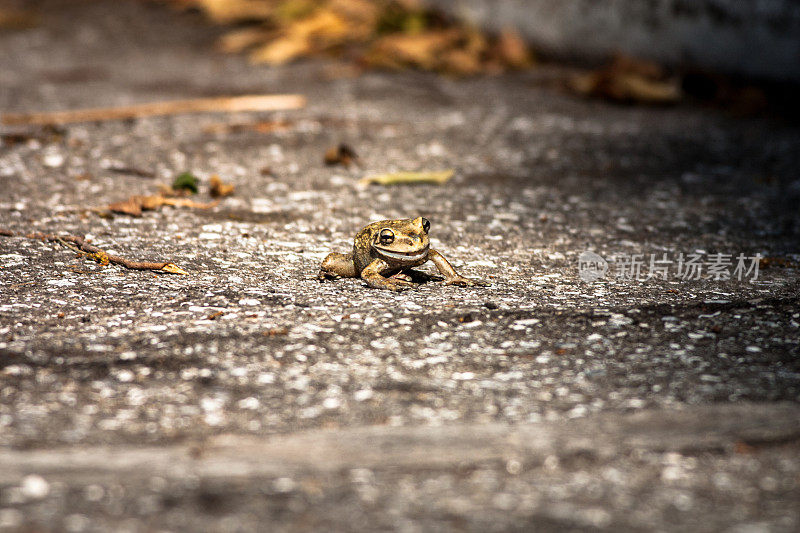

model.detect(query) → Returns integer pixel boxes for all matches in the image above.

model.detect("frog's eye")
[421,218,430,233]
[378,229,394,245]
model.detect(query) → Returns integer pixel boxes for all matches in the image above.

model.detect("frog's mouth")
[373,246,429,262]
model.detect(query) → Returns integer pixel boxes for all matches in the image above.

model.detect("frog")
[318,217,489,291]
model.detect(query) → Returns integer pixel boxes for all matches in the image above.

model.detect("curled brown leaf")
[209,175,235,197]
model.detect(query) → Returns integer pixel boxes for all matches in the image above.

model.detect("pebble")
[237,397,260,410]
[323,397,341,410]
[20,474,50,499]
[42,152,65,168]
[272,478,295,493]
[353,389,373,401]
[609,314,634,327]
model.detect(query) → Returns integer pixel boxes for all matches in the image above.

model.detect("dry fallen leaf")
[495,27,533,69]
[161,197,219,209]
[250,8,351,65]
[217,27,274,53]
[324,143,359,167]
[161,263,189,275]
[108,197,146,216]
[293,8,352,43]
[140,195,169,210]
[188,0,275,23]
[359,169,455,186]
[180,0,534,76]
[108,194,171,215]
[570,55,682,104]
[107,194,217,216]
[367,30,461,70]
[250,33,312,64]
[263,327,289,336]
[209,174,235,197]
[440,48,482,76]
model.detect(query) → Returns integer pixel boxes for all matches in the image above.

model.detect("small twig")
[1,94,306,126]
[0,230,188,274]
[56,237,86,256]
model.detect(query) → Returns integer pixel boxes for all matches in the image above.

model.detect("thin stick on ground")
[1,94,306,126]
[0,230,188,274]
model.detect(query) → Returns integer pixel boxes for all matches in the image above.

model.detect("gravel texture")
[0,1,799,531]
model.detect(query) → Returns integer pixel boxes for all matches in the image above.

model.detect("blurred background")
[431,0,800,83]
[4,0,799,82]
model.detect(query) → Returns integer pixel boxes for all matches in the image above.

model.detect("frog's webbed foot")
[363,259,419,291]
[444,275,490,287]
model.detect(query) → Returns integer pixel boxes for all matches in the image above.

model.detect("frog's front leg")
[362,258,418,291]
[319,252,357,281]
[428,249,490,287]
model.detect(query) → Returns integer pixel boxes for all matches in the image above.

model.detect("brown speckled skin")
[319,217,489,291]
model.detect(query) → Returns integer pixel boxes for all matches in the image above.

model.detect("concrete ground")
[1,1,799,531]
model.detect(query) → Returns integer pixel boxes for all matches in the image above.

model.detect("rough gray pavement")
[2,404,800,532]
[1,1,799,532]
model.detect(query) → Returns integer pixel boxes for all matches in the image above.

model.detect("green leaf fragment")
[172,172,199,194]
